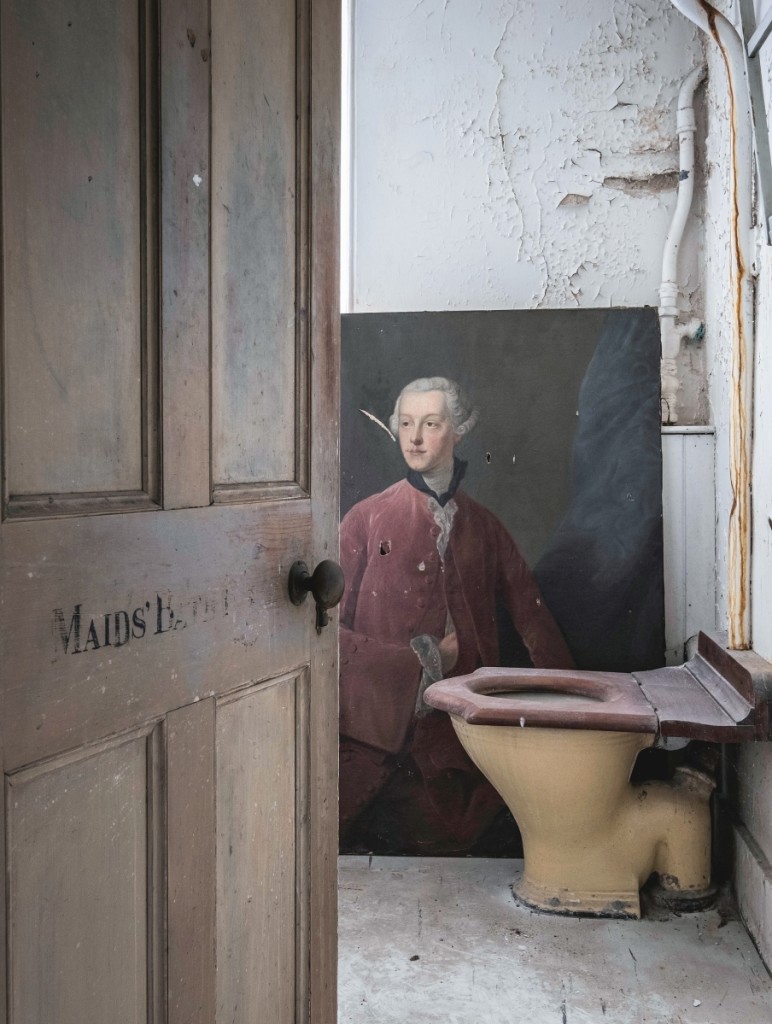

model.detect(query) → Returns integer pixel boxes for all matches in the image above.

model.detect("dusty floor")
[339,856,772,1024]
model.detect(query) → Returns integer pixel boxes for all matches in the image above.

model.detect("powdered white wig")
[389,377,479,438]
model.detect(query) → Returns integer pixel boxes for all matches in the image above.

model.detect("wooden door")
[0,1,339,1022]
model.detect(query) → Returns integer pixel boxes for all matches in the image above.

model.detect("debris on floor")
[339,857,772,1024]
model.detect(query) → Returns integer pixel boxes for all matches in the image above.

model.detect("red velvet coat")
[339,478,574,848]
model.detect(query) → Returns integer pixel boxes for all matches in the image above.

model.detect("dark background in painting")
[533,309,665,672]
[340,308,665,855]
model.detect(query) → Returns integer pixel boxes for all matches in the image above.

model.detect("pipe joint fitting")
[659,281,680,315]
[677,109,697,135]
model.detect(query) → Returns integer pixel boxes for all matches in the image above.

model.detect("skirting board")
[734,820,772,971]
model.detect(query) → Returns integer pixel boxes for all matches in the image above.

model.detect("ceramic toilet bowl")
[424,668,715,918]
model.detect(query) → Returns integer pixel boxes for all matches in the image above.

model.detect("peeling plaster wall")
[346,0,704,313]
[698,15,733,648]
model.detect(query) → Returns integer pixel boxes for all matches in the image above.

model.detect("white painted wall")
[346,0,703,314]
[661,428,715,665]
[690,0,772,968]
[700,19,733,644]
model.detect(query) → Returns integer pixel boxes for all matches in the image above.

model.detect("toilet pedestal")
[452,719,714,919]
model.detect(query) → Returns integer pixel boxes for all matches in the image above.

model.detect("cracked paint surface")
[349,0,704,311]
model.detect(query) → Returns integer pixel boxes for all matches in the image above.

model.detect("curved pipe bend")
[660,64,706,311]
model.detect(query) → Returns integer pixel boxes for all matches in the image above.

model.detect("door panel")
[211,0,307,495]
[2,0,158,514]
[216,674,309,1024]
[159,0,210,512]
[167,700,216,1024]
[0,0,339,1019]
[6,725,164,1024]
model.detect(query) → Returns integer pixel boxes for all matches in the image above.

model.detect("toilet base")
[643,878,718,914]
[512,875,640,919]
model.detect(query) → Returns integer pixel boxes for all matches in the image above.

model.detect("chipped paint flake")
[603,171,680,194]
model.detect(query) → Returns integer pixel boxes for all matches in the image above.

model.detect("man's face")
[397,390,459,475]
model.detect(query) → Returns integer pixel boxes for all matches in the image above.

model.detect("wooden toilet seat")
[425,633,772,743]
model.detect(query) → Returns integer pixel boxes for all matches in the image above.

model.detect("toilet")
[424,633,772,919]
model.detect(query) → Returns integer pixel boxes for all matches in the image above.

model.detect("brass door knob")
[288,559,345,633]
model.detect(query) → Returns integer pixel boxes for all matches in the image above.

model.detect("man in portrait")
[339,376,575,854]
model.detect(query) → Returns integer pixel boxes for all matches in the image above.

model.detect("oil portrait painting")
[339,309,664,856]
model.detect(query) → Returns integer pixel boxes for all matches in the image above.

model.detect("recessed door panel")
[1,0,158,514]
[6,726,163,1024]
[211,0,308,497]
[216,674,308,1024]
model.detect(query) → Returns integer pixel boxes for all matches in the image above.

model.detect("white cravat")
[428,497,457,562]
[421,462,454,499]
[411,460,460,707]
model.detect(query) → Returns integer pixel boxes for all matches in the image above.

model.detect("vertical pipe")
[659,65,707,425]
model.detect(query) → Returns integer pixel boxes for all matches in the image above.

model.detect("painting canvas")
[339,308,664,856]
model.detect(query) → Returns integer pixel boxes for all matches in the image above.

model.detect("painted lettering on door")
[52,591,229,656]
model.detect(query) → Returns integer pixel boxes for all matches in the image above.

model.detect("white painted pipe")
[660,65,706,308]
[668,0,754,650]
[659,65,707,425]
